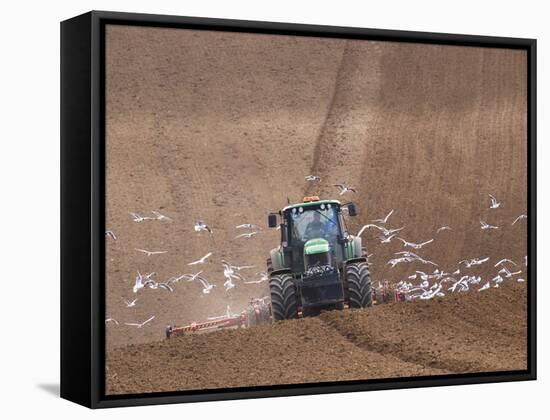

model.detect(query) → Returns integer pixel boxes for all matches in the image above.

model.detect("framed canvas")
[60,11,536,408]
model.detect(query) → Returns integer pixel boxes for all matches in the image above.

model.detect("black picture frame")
[61,10,537,409]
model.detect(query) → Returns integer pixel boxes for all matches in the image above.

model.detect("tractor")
[267,196,372,320]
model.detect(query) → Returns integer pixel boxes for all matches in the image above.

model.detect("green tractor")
[267,196,372,320]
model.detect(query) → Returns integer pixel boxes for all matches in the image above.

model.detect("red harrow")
[165,297,272,339]
[165,284,401,339]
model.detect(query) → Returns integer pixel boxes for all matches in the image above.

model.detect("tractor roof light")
[303,196,320,203]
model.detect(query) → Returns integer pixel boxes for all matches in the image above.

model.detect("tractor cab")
[268,196,356,274]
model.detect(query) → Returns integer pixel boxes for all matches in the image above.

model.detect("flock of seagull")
[105,180,527,328]
[350,193,528,302]
[105,211,269,328]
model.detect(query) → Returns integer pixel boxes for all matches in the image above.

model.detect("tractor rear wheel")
[346,262,372,308]
[269,273,298,320]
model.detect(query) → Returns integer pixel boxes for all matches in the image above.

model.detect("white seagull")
[158,283,174,292]
[397,237,434,250]
[333,183,357,195]
[235,231,258,239]
[480,220,498,230]
[125,315,155,328]
[223,277,236,291]
[152,210,172,222]
[305,175,321,182]
[129,212,154,222]
[498,267,522,278]
[495,259,517,267]
[488,194,501,209]
[105,318,119,325]
[194,220,212,233]
[244,272,269,284]
[105,230,117,240]
[133,272,156,293]
[357,224,404,237]
[135,248,167,256]
[478,282,491,292]
[198,277,215,294]
[436,226,451,234]
[379,234,397,243]
[512,214,527,225]
[222,262,245,281]
[188,252,213,266]
[459,257,489,268]
[169,270,204,284]
[123,298,138,308]
[371,209,394,224]
[236,223,259,229]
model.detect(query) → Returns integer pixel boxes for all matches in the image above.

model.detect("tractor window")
[288,207,339,243]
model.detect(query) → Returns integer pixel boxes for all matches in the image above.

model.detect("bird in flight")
[123,298,138,308]
[397,237,434,250]
[357,224,404,237]
[495,259,517,267]
[436,226,451,234]
[498,266,522,278]
[125,315,155,328]
[223,277,236,291]
[379,234,397,243]
[480,220,498,230]
[169,271,204,284]
[512,214,527,225]
[105,230,117,240]
[105,318,119,325]
[478,282,491,292]
[305,175,321,182]
[235,232,258,239]
[333,183,357,195]
[371,209,394,224]
[194,220,212,233]
[222,262,245,282]
[133,271,156,293]
[244,271,269,284]
[152,210,172,222]
[236,223,259,229]
[157,282,174,292]
[135,248,167,256]
[129,212,154,222]
[226,262,255,271]
[388,251,437,267]
[198,277,215,294]
[188,252,213,266]
[459,257,489,268]
[488,194,501,209]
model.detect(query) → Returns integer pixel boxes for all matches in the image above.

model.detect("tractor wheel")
[346,262,372,308]
[269,273,298,320]
[267,258,273,273]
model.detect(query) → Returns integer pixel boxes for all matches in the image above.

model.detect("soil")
[106,281,527,394]
[104,25,528,394]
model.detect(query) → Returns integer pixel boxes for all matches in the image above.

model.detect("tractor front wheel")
[346,262,372,308]
[269,273,298,321]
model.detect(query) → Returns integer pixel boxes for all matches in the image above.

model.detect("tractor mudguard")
[269,247,285,271]
[351,235,365,259]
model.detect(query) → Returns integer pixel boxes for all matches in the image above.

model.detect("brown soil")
[104,25,528,394]
[106,281,527,394]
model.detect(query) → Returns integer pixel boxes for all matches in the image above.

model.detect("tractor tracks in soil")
[106,281,527,394]
[318,280,528,375]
